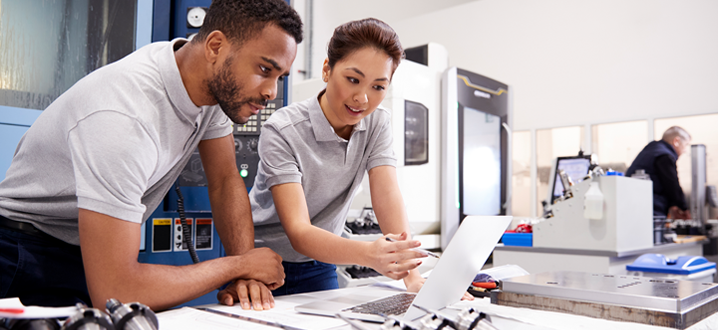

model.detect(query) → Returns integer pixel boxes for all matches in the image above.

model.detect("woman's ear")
[322,58,331,83]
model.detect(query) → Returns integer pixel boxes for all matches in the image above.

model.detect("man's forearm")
[199,135,255,255]
[88,256,243,311]
[209,175,254,255]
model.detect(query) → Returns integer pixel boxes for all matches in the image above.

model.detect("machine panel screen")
[552,157,591,201]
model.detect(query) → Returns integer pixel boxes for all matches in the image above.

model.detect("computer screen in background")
[551,157,592,203]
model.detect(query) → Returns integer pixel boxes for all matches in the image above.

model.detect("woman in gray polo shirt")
[244,18,430,298]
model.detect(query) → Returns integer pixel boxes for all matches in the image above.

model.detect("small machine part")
[417,314,453,330]
[381,318,417,330]
[4,318,61,330]
[61,305,114,330]
[558,169,574,200]
[630,169,651,180]
[345,207,381,235]
[105,299,158,330]
[336,313,416,330]
[345,265,382,279]
[413,305,497,330]
[590,165,605,177]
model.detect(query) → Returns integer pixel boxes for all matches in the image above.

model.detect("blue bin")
[502,233,532,247]
[626,254,716,282]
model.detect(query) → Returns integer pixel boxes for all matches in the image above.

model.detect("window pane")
[0,0,137,110]
[536,126,585,215]
[512,131,531,217]
[654,114,718,216]
[591,120,648,174]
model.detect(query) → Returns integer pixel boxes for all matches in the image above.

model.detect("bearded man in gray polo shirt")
[0,0,301,311]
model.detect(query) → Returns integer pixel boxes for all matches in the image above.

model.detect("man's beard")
[207,57,267,124]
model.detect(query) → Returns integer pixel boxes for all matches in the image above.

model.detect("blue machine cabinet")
[0,0,291,308]
[140,0,291,307]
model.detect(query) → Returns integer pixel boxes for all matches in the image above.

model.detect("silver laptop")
[294,215,512,322]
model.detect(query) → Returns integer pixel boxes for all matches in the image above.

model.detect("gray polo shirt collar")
[159,38,203,124]
[309,92,366,142]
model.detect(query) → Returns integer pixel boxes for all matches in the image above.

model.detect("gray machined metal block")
[491,271,718,329]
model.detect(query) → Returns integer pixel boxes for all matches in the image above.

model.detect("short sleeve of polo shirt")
[68,111,158,223]
[257,123,302,189]
[366,114,397,170]
[201,107,232,140]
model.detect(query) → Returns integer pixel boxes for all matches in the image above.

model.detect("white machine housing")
[379,47,448,238]
[533,175,654,252]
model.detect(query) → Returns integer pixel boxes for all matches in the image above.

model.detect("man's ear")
[204,30,228,64]
[673,136,682,148]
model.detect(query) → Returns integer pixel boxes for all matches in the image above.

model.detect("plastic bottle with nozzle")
[584,181,604,220]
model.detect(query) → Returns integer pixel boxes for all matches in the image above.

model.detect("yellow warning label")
[153,218,171,226]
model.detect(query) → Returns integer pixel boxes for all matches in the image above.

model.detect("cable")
[175,186,200,264]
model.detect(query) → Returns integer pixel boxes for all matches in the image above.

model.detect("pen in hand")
[385,237,440,258]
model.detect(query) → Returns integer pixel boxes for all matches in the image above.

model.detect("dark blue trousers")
[271,260,338,296]
[0,227,91,307]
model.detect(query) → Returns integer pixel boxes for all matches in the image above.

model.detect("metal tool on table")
[336,305,499,330]
[492,271,718,329]
[61,304,114,330]
[105,299,157,330]
[413,305,497,330]
[3,318,61,330]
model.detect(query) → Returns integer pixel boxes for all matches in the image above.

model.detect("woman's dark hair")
[193,0,303,45]
[327,18,404,73]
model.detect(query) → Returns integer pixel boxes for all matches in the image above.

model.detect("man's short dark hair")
[194,0,303,45]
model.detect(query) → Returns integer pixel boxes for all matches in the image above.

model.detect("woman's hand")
[404,271,474,301]
[364,232,427,280]
[404,273,425,292]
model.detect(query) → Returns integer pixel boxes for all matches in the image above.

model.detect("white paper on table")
[207,299,346,330]
[0,297,78,319]
[158,307,278,330]
[479,264,530,280]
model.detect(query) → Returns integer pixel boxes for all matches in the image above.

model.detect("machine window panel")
[535,126,585,215]
[0,0,137,110]
[654,114,718,217]
[511,130,531,217]
[462,107,501,215]
[591,120,648,174]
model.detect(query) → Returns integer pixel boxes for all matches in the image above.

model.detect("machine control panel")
[233,81,284,188]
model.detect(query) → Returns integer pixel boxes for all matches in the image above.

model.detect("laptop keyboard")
[342,293,417,316]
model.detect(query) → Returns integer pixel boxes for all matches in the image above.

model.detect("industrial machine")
[533,170,654,253]
[440,67,512,250]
